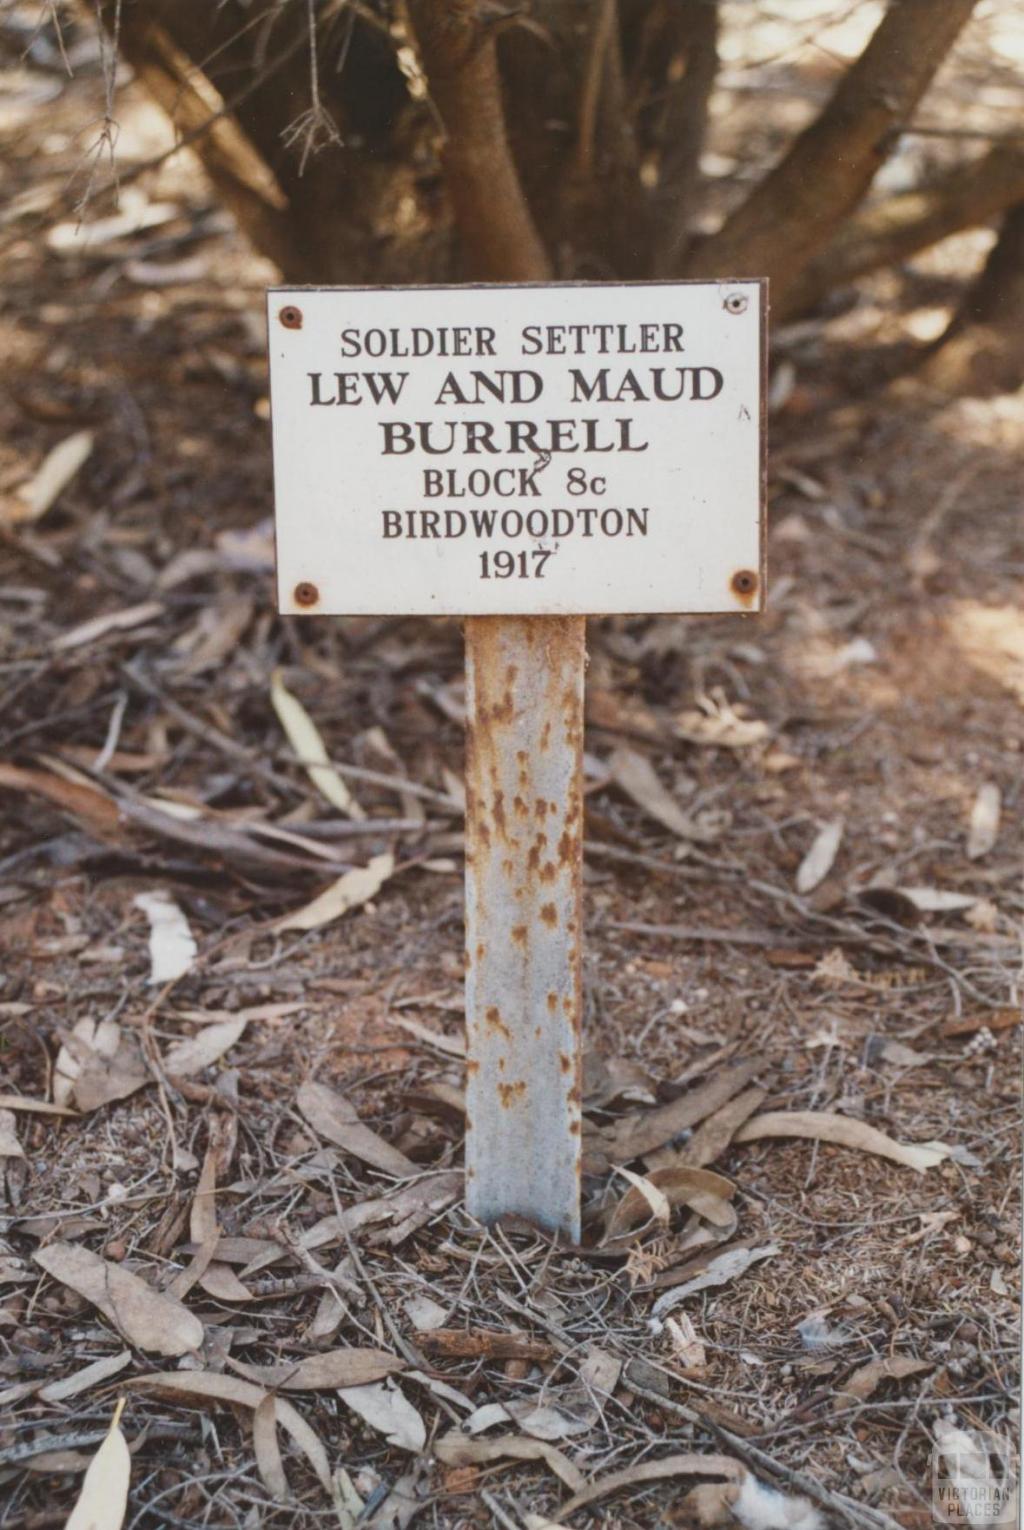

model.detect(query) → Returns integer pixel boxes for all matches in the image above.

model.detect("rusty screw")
[723,292,748,314]
[731,569,758,598]
[293,581,319,608]
[279,305,303,330]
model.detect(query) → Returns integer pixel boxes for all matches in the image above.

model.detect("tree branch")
[786,142,1024,316]
[653,0,719,274]
[919,198,1024,395]
[114,12,294,275]
[406,0,551,281]
[575,0,617,182]
[683,0,980,312]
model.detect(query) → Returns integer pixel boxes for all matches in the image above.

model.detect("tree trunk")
[787,143,1024,316]
[566,0,654,277]
[114,13,295,277]
[919,200,1024,395]
[405,0,551,281]
[652,0,719,275]
[108,0,441,284]
[683,0,980,314]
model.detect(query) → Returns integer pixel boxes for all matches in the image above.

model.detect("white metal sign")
[268,281,765,616]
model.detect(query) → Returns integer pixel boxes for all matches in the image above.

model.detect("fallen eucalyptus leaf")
[55,601,164,652]
[0,1110,24,1159]
[403,1294,448,1332]
[609,1166,671,1232]
[17,430,94,524]
[53,1018,148,1112]
[734,1110,956,1172]
[34,1243,203,1357]
[132,1370,330,1490]
[253,1393,288,1502]
[796,819,844,895]
[297,1080,415,1177]
[592,1059,758,1165]
[648,1086,766,1172]
[387,1015,465,1057]
[133,890,197,984]
[650,1244,780,1321]
[39,1350,132,1404]
[967,782,1001,860]
[0,1093,78,1117]
[507,1400,594,1441]
[604,1165,735,1245]
[834,1355,931,1408]
[609,746,726,842]
[230,1347,404,1390]
[558,1452,741,1518]
[338,1379,425,1453]
[271,670,364,818]
[898,886,980,914]
[163,1017,247,1078]
[276,853,395,933]
[65,1398,130,1530]
[435,1430,584,1492]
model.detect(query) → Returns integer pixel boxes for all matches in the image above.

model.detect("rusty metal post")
[464,615,585,1241]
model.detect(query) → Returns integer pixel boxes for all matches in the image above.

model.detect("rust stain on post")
[464,615,585,1240]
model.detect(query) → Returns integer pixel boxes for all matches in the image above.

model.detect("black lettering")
[435,372,469,405]
[309,372,334,406]
[651,368,685,402]
[464,421,499,454]
[509,421,539,452]
[363,371,408,405]
[334,372,361,405]
[617,418,648,452]
[569,368,609,403]
[381,421,415,454]
[689,366,724,401]
[471,508,498,536]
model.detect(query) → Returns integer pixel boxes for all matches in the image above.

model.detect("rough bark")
[684,0,980,313]
[405,0,551,282]
[919,200,1024,395]
[497,0,655,280]
[114,12,294,277]
[788,143,1024,316]
[562,0,654,277]
[652,0,719,274]
[106,0,433,284]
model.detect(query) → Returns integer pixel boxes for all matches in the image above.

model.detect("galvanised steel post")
[464,615,585,1242]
